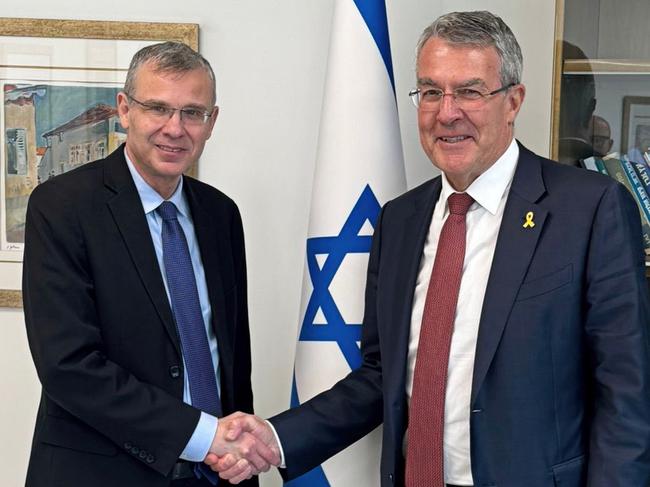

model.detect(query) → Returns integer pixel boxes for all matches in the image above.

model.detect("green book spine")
[594,157,608,175]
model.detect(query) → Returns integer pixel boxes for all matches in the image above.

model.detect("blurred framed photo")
[621,95,650,155]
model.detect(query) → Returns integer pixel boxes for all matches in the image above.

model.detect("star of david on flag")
[300,185,381,371]
[287,1,405,486]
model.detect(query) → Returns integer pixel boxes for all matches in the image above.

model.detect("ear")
[116,92,131,130]
[506,83,526,124]
[204,105,219,140]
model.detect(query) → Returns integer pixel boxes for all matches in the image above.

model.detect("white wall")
[0,1,556,486]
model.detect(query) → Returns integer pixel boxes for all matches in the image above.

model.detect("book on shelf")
[581,156,608,175]
[631,156,650,195]
[621,155,650,224]
[626,148,650,170]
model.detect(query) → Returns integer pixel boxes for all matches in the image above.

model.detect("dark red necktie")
[405,192,474,487]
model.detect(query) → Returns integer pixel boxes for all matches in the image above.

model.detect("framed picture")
[0,18,198,308]
[621,96,650,156]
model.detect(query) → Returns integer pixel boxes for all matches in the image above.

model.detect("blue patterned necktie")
[158,201,220,485]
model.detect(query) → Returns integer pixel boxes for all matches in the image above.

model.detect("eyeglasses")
[126,94,215,126]
[408,83,516,111]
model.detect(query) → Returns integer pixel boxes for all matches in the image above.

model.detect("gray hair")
[124,41,217,104]
[416,11,523,86]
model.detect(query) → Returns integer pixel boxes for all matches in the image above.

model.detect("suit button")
[139,450,148,459]
[146,454,155,464]
[124,442,132,450]
[132,446,140,455]
[169,365,181,378]
[388,473,394,483]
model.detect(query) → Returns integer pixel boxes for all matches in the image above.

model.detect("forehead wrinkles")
[416,52,501,93]
[416,40,502,80]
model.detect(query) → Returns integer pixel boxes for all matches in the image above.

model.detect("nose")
[161,109,184,137]
[436,94,463,125]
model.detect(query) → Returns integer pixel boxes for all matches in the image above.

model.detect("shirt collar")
[124,148,189,218]
[440,138,519,215]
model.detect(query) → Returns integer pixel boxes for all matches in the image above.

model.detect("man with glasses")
[23,42,278,487]
[208,10,650,487]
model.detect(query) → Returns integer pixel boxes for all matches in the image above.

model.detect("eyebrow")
[181,103,212,111]
[416,77,487,89]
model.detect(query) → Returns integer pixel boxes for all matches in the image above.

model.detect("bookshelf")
[551,0,650,278]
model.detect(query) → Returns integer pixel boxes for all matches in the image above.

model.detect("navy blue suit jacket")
[270,143,650,487]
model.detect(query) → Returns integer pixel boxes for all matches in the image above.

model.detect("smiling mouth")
[156,144,186,153]
[438,135,470,143]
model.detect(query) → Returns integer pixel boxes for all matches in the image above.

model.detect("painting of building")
[3,84,123,247]
[39,103,126,182]
[4,86,42,244]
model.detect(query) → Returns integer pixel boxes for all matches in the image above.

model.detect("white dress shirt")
[405,139,519,484]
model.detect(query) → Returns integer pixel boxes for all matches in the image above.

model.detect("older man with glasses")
[23,41,278,487]
[207,10,650,487]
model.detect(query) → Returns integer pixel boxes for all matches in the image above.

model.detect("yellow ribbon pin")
[523,211,535,229]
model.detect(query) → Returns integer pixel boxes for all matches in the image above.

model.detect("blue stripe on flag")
[353,0,395,91]
[286,376,331,487]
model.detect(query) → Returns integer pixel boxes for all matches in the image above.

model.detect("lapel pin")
[523,211,535,229]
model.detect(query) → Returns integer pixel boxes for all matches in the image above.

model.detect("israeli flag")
[288,1,406,485]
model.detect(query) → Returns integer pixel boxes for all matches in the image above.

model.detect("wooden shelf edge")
[564,58,650,74]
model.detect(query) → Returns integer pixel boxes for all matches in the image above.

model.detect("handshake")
[205,412,282,484]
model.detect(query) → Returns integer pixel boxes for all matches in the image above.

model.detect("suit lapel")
[104,148,180,356]
[471,143,548,405]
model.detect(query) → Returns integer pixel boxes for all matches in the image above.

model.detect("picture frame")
[0,18,199,308]
[621,96,650,156]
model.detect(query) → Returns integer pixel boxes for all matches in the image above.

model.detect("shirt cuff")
[265,420,286,468]
[179,412,219,462]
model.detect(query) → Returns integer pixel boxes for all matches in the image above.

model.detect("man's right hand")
[205,412,281,484]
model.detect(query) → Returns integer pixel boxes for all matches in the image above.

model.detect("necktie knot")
[448,192,474,216]
[157,201,178,221]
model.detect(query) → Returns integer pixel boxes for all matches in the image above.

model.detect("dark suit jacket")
[23,146,257,487]
[270,143,650,487]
